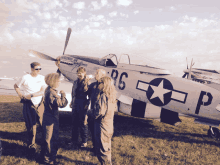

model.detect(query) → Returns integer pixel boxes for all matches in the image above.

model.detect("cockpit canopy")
[99,54,161,68]
[99,54,171,75]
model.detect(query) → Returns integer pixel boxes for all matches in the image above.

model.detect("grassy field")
[0,95,220,165]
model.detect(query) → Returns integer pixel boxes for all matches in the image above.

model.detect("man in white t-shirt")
[14,62,47,150]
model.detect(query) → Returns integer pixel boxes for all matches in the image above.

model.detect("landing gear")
[208,126,220,139]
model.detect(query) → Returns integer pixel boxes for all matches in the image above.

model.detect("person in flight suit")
[69,66,90,147]
[92,76,117,165]
[14,62,47,151]
[41,73,68,164]
[87,69,107,152]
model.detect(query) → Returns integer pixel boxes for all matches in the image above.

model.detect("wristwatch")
[31,94,33,98]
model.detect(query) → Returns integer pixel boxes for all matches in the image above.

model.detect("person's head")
[30,62,41,76]
[95,69,106,81]
[45,73,61,89]
[77,66,86,81]
[99,76,117,103]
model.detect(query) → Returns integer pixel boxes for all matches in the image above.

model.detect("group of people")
[14,62,117,165]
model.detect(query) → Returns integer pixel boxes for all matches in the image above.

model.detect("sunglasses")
[35,68,42,70]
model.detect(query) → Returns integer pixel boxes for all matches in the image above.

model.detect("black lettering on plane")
[195,91,213,114]
[111,69,118,86]
[118,72,128,90]
[111,69,128,90]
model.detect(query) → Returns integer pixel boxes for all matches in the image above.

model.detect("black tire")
[208,127,220,139]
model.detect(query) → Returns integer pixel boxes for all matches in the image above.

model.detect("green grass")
[0,95,220,164]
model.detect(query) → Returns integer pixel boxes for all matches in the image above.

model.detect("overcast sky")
[1,0,220,78]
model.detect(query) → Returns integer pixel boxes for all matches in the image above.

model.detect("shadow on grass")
[0,102,24,123]
[1,99,220,151]
[55,155,96,165]
[1,140,30,159]
[113,113,220,146]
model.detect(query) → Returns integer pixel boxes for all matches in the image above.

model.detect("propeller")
[188,58,194,80]
[29,50,57,61]
[182,57,189,78]
[182,57,195,79]
[29,28,73,75]
[63,28,72,55]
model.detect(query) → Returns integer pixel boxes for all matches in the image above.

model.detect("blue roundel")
[146,78,173,106]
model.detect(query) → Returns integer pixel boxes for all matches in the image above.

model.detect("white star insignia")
[150,80,171,104]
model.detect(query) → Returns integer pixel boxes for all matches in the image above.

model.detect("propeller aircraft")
[183,58,220,90]
[29,28,220,139]
[182,58,220,138]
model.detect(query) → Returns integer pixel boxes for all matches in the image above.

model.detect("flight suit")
[87,81,100,148]
[93,92,116,165]
[41,86,68,163]
[71,78,90,144]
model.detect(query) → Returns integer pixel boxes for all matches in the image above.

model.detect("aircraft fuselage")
[59,55,220,126]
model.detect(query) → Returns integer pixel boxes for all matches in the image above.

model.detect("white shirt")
[16,74,47,106]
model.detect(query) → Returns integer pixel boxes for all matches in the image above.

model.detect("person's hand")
[18,94,24,100]
[60,90,66,97]
[24,94,31,100]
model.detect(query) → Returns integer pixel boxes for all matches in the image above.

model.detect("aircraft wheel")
[208,127,220,139]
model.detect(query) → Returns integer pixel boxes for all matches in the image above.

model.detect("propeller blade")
[186,57,188,69]
[63,28,72,55]
[188,58,193,80]
[29,50,57,61]
[182,73,187,78]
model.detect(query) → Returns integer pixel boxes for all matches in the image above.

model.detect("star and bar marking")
[136,78,188,106]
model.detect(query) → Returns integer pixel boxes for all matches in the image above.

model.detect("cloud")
[159,8,163,12]
[43,0,63,11]
[76,19,84,23]
[70,21,76,26]
[25,15,36,25]
[0,2,10,25]
[77,10,82,15]
[52,11,62,18]
[89,0,111,10]
[35,11,52,20]
[0,23,15,44]
[134,10,139,14]
[59,16,67,21]
[120,13,128,18]
[44,12,52,20]
[63,0,70,7]
[89,15,105,21]
[101,0,108,6]
[42,22,52,28]
[90,22,100,27]
[23,28,29,33]
[91,1,101,10]
[170,6,176,11]
[109,11,117,17]
[106,20,111,25]
[73,2,85,10]
[116,0,133,7]
[16,0,40,11]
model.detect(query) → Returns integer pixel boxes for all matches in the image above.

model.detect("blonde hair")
[99,76,117,103]
[76,66,89,91]
[97,69,106,79]
[45,73,60,88]
[77,66,86,74]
